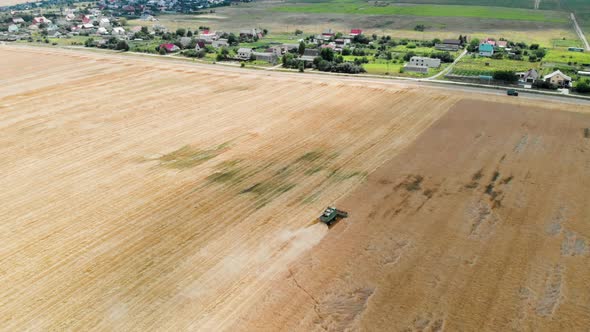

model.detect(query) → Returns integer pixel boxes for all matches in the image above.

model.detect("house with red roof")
[497,41,508,48]
[160,43,180,53]
[350,29,362,36]
[484,38,496,46]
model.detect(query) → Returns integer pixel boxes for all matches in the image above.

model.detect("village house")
[349,29,362,37]
[435,39,460,51]
[239,28,261,38]
[97,27,108,35]
[497,41,508,48]
[160,43,180,53]
[484,38,496,46]
[544,70,572,87]
[282,43,299,53]
[300,48,319,62]
[409,56,441,68]
[12,17,25,24]
[253,51,278,64]
[266,45,282,56]
[32,16,52,25]
[8,24,19,33]
[237,47,253,60]
[517,69,539,83]
[404,64,429,73]
[99,18,110,28]
[112,27,126,35]
[194,41,206,51]
[479,43,494,57]
[199,30,219,42]
[212,39,228,48]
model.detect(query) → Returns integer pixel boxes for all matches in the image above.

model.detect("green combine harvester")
[319,207,348,226]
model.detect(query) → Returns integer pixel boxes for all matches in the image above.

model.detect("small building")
[404,65,429,73]
[33,16,52,25]
[180,37,192,48]
[436,39,461,51]
[568,47,585,52]
[578,71,590,76]
[212,39,228,48]
[303,49,319,57]
[239,28,261,38]
[479,43,494,57]
[517,69,539,83]
[8,24,19,33]
[544,70,572,87]
[112,27,125,35]
[497,41,508,48]
[81,23,95,30]
[484,38,496,46]
[97,27,108,35]
[322,28,335,37]
[237,47,253,60]
[409,56,441,68]
[160,43,180,53]
[350,29,362,36]
[99,18,110,27]
[266,45,282,56]
[12,17,25,24]
[282,43,299,53]
[253,52,278,64]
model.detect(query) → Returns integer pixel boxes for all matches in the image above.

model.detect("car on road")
[507,89,519,96]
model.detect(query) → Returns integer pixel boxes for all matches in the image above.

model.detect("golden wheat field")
[1,45,590,331]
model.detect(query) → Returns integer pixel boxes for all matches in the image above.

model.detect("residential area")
[2,0,590,95]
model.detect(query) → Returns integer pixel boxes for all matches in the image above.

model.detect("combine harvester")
[319,207,348,226]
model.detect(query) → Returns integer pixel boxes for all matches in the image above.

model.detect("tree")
[294,29,303,35]
[492,70,518,82]
[575,79,590,93]
[263,28,268,35]
[159,46,167,55]
[529,43,539,50]
[430,51,454,63]
[176,28,186,37]
[298,62,304,72]
[403,51,416,61]
[467,38,480,52]
[320,47,335,61]
[84,37,94,47]
[227,33,238,46]
[298,41,305,55]
[116,40,129,51]
[119,18,127,26]
[141,26,149,34]
[187,30,193,37]
[414,24,425,32]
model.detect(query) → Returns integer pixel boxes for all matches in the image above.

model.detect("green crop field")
[453,56,541,76]
[545,49,590,65]
[272,1,567,23]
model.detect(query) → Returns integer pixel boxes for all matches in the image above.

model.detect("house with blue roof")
[479,43,494,57]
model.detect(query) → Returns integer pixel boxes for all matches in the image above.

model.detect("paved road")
[571,13,590,51]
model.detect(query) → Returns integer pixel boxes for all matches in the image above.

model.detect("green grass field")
[544,49,590,65]
[272,1,567,23]
[453,56,541,76]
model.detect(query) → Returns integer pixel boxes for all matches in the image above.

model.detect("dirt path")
[571,13,590,51]
[425,49,467,80]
